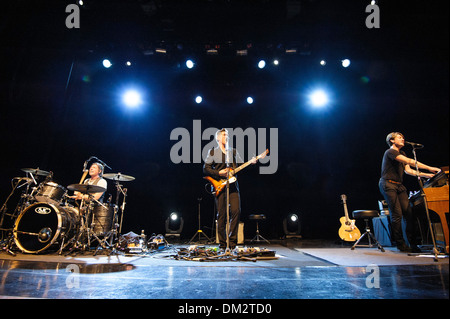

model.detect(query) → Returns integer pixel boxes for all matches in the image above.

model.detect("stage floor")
[1,239,448,302]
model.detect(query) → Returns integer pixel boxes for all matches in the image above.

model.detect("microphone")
[405,141,424,148]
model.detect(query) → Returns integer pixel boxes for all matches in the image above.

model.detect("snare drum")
[35,182,67,206]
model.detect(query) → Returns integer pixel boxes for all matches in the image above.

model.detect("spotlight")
[165,212,184,237]
[246,96,254,104]
[126,61,132,66]
[320,60,326,66]
[102,59,112,68]
[283,214,301,239]
[273,59,279,66]
[309,89,329,108]
[341,59,351,68]
[186,59,195,69]
[195,96,203,104]
[122,90,142,108]
[257,60,266,69]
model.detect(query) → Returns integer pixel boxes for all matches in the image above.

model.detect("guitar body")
[203,149,268,197]
[338,194,361,242]
[203,175,236,197]
[338,216,361,241]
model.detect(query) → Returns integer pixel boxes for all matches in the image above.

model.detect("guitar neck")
[341,195,350,221]
[233,160,252,174]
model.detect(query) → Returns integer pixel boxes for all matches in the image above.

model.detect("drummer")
[69,162,107,203]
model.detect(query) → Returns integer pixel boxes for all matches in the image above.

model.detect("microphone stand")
[188,197,212,244]
[410,146,442,261]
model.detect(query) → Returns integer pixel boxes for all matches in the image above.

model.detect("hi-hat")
[21,168,50,176]
[67,184,106,194]
[103,173,135,182]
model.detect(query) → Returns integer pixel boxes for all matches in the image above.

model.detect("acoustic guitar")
[338,194,361,241]
[204,149,268,197]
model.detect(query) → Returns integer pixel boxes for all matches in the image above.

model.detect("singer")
[379,132,440,252]
[203,128,256,250]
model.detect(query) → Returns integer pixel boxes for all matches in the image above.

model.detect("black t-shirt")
[380,148,406,182]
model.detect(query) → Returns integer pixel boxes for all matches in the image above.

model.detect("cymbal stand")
[188,197,212,244]
[1,177,36,255]
[409,146,444,261]
[113,181,127,235]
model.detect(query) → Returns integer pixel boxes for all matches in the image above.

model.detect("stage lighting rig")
[165,212,184,237]
[283,214,302,239]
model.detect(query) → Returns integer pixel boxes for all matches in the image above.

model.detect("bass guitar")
[204,149,268,197]
[338,194,361,241]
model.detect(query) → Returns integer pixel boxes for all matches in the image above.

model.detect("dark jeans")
[379,179,419,246]
[216,191,241,248]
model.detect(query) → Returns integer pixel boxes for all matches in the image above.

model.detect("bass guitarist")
[203,128,257,250]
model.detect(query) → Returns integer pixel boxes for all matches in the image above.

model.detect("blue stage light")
[309,90,329,107]
[186,59,195,69]
[102,59,112,68]
[122,90,142,108]
[341,59,351,68]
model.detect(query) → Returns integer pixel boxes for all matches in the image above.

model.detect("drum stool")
[249,214,270,244]
[351,210,385,252]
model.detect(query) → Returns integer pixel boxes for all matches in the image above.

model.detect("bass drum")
[14,202,78,254]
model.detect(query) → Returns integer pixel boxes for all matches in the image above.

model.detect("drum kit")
[0,167,135,256]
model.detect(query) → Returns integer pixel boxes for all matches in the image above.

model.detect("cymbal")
[21,168,50,176]
[67,184,106,194]
[103,173,135,182]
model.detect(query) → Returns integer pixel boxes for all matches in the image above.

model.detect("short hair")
[386,132,403,147]
[215,128,228,142]
[91,162,104,176]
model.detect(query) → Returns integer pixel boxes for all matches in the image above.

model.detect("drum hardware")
[96,173,135,255]
[88,199,120,256]
[103,172,135,234]
[63,185,106,256]
[1,175,40,255]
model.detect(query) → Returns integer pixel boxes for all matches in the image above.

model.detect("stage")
[1,239,448,301]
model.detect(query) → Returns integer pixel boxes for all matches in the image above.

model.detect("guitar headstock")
[340,194,347,203]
